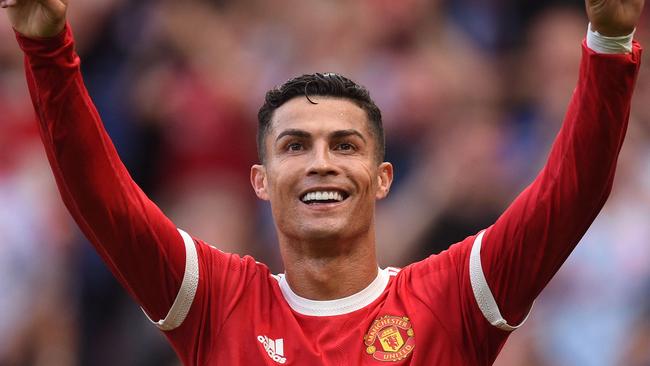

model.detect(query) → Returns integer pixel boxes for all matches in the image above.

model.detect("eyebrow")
[276,129,311,142]
[275,128,366,142]
[330,129,366,142]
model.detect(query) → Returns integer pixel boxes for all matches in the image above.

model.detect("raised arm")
[3,0,192,330]
[473,0,644,329]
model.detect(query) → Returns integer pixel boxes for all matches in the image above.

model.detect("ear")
[250,164,270,200]
[375,162,393,200]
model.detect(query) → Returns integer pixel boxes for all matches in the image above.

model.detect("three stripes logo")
[257,335,287,364]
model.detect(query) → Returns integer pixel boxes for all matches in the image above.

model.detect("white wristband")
[586,23,634,54]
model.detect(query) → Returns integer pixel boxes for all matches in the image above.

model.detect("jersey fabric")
[16,25,641,365]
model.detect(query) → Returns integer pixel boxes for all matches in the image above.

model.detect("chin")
[300,225,345,241]
[298,220,369,244]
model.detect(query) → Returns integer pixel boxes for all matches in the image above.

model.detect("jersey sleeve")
[474,41,642,328]
[17,24,189,328]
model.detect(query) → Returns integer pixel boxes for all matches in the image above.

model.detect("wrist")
[15,22,72,56]
[14,22,66,40]
[11,15,66,39]
[590,23,636,37]
[41,20,66,39]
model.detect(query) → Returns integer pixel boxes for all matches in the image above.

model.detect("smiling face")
[251,96,393,248]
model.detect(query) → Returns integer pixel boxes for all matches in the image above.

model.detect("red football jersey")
[17,24,641,365]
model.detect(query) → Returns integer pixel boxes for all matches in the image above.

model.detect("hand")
[586,0,645,36]
[1,0,67,38]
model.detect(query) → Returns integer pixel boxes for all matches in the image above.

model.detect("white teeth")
[301,191,344,203]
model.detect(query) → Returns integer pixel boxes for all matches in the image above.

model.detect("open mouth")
[300,190,349,205]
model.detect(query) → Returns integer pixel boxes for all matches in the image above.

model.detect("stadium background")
[1,0,649,364]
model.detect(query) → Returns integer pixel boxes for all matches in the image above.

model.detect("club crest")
[364,315,415,362]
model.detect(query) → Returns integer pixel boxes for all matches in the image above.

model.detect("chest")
[205,294,469,365]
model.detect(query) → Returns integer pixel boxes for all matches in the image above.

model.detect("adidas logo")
[257,335,287,364]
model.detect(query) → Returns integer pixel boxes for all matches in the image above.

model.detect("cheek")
[266,163,299,200]
[349,163,378,194]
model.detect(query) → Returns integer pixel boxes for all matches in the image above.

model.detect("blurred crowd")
[1,0,649,365]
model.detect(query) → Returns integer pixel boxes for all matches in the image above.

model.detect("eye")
[336,142,355,151]
[287,142,304,151]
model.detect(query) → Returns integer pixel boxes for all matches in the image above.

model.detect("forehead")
[269,97,370,136]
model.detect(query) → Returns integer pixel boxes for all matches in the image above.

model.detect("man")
[2,0,644,364]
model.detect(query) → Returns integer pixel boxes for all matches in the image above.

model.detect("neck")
[279,232,379,300]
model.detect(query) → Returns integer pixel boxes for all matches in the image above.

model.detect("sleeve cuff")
[14,22,71,56]
[586,23,635,54]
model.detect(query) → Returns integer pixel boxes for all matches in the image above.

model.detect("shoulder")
[387,234,483,312]
[403,234,476,279]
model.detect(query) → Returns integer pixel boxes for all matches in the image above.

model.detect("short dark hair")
[257,73,384,163]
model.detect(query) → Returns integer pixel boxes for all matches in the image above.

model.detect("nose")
[307,143,339,176]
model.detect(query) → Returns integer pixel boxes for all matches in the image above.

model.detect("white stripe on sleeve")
[143,228,199,331]
[469,230,531,331]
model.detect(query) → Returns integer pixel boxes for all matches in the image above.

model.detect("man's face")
[251,97,393,245]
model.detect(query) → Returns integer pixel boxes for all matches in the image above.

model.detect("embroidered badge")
[364,315,415,362]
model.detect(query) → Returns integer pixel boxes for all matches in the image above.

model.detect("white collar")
[275,268,389,316]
